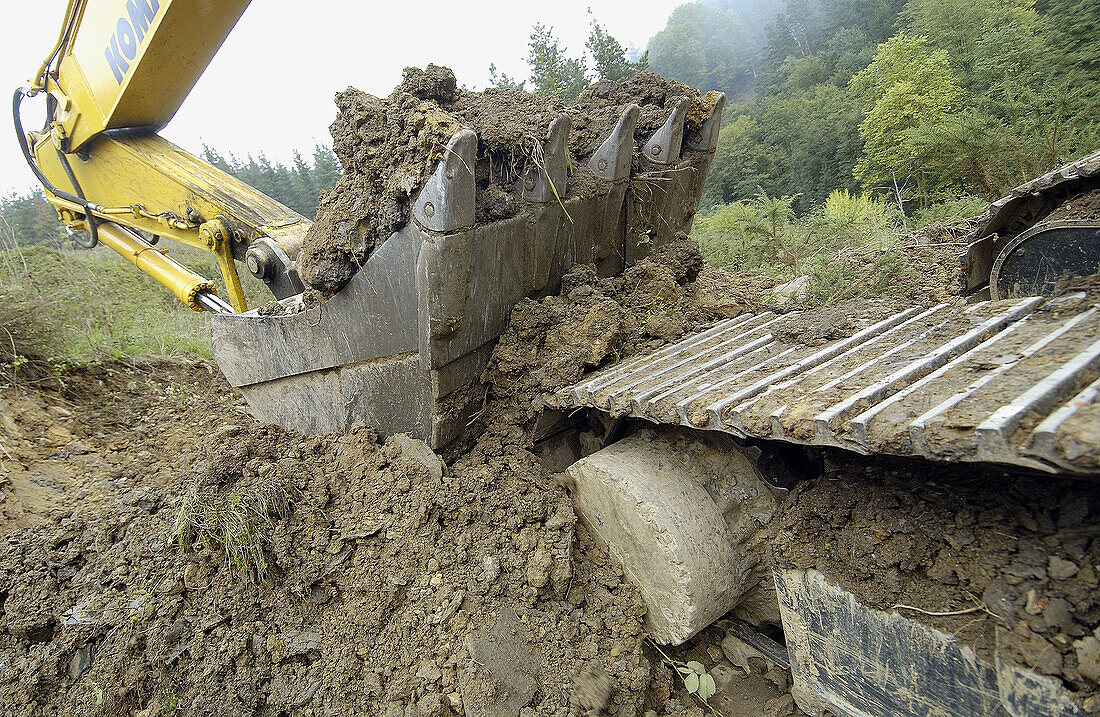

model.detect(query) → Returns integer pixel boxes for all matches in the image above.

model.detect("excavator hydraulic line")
[91,220,228,312]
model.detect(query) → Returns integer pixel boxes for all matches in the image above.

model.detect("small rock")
[417,658,443,683]
[982,580,1018,622]
[722,632,769,674]
[1024,589,1045,616]
[213,424,241,439]
[390,434,445,480]
[69,645,93,679]
[1048,556,1079,580]
[1075,636,1100,683]
[771,276,808,308]
[764,693,795,717]
[1043,598,1073,634]
[482,555,500,582]
[284,630,321,659]
[708,663,736,693]
[1057,496,1089,529]
[526,543,553,589]
[67,440,91,455]
[293,680,321,707]
[573,664,613,711]
[765,666,790,692]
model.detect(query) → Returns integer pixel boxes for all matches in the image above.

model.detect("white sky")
[2,0,685,195]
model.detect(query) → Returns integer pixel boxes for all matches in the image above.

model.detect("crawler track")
[550,294,1100,475]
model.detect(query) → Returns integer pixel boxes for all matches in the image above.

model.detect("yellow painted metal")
[32,131,310,313]
[93,221,215,311]
[201,219,247,313]
[49,0,251,152]
[25,0,314,314]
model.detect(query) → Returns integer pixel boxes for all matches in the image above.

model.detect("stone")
[213,424,242,439]
[1048,556,1079,580]
[566,429,776,645]
[1075,636,1100,683]
[722,632,769,674]
[391,434,445,480]
[1042,598,1073,634]
[284,630,321,659]
[68,645,93,679]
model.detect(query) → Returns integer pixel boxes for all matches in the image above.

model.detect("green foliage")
[200,144,340,219]
[649,640,718,708]
[647,1,782,97]
[1037,0,1100,115]
[0,191,66,248]
[849,34,962,202]
[495,17,646,100]
[0,244,271,367]
[694,190,910,306]
[525,24,589,101]
[586,11,649,82]
[173,477,293,582]
[913,192,988,227]
[488,63,525,91]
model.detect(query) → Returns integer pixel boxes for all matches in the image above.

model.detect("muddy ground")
[3,236,1100,715]
[1,243,806,717]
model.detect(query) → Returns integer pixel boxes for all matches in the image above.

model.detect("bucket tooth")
[588,104,640,182]
[687,92,726,152]
[520,114,571,203]
[413,129,477,233]
[643,96,689,165]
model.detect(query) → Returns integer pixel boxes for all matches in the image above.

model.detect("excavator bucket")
[210,94,726,448]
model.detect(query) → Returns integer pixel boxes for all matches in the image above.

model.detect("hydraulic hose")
[12,87,98,248]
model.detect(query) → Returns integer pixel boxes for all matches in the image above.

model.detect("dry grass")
[173,477,293,582]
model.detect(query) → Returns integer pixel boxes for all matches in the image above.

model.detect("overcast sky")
[2,0,684,195]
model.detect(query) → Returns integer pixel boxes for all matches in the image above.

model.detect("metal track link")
[549,295,1100,475]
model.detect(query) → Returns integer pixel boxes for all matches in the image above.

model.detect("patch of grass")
[173,478,292,582]
[0,242,271,367]
[693,190,917,307]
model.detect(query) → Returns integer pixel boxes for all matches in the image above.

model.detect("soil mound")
[0,370,652,715]
[297,68,712,302]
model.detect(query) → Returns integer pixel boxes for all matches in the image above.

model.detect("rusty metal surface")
[550,295,1100,475]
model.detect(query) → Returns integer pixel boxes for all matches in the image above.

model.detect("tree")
[586,12,648,82]
[849,33,962,204]
[648,23,708,88]
[200,144,342,219]
[0,191,66,248]
[648,3,769,97]
[488,63,525,91]
[1036,0,1100,115]
[526,24,588,101]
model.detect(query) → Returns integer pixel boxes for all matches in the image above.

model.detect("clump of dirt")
[296,68,566,301]
[1056,271,1100,301]
[771,454,1100,704]
[567,73,717,164]
[297,68,715,302]
[486,237,758,428]
[297,80,462,297]
[0,361,653,715]
[1044,187,1100,223]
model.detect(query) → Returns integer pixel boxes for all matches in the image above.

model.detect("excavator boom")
[16,0,306,314]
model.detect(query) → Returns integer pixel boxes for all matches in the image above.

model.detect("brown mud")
[0,363,655,716]
[296,68,712,301]
[4,234,1094,714]
[772,453,1100,707]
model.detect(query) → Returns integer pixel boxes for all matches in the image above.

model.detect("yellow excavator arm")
[15,0,307,312]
